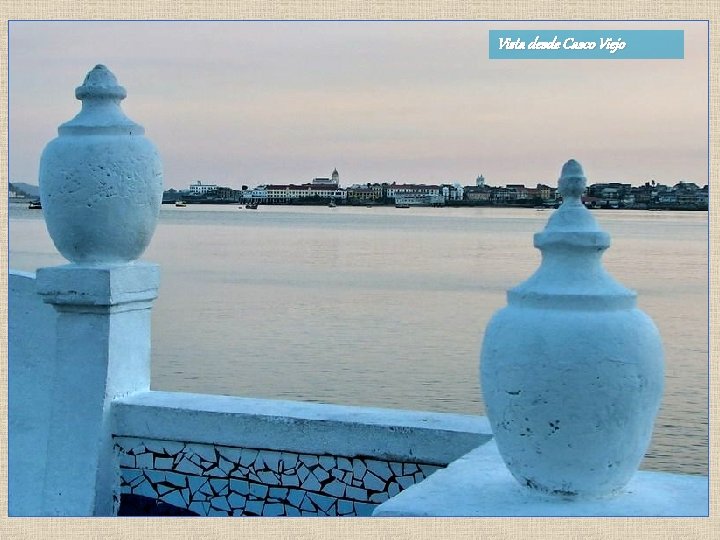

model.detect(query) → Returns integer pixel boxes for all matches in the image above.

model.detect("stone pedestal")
[37,263,159,516]
[372,442,708,517]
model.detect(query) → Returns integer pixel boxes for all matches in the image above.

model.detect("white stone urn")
[480,159,664,498]
[39,65,163,264]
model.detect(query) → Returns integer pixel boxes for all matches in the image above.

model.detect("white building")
[441,184,464,202]
[264,184,346,203]
[189,180,218,195]
[394,193,445,206]
[386,183,444,206]
[312,168,340,187]
[247,186,268,202]
[386,183,441,201]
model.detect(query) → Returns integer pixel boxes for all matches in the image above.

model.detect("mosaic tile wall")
[115,437,440,516]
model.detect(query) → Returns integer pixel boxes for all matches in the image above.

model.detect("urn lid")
[58,65,143,135]
[537,159,606,243]
[508,159,635,309]
[75,64,127,100]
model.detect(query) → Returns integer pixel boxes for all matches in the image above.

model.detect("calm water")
[9,202,708,475]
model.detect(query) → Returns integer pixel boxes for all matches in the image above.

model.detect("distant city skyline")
[9,21,708,189]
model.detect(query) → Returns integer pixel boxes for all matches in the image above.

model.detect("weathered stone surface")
[219,447,241,463]
[257,470,279,485]
[367,460,392,480]
[228,493,246,509]
[240,449,258,467]
[300,455,319,467]
[363,472,385,492]
[119,453,136,468]
[230,479,249,495]
[481,159,664,499]
[269,487,288,501]
[210,496,230,512]
[145,470,165,484]
[287,489,305,507]
[345,485,368,501]
[323,480,345,498]
[264,503,285,516]
[210,479,229,496]
[187,476,207,495]
[281,453,298,470]
[154,457,174,470]
[313,467,330,483]
[132,478,157,499]
[403,463,419,475]
[261,451,282,472]
[176,458,203,476]
[164,472,187,488]
[281,473,301,487]
[116,437,439,517]
[244,500,264,516]
[136,452,153,469]
[189,501,210,516]
[338,499,354,515]
[354,502,377,517]
[352,459,367,479]
[307,492,334,512]
[161,490,185,509]
[302,473,322,492]
[373,442,708,517]
[397,475,415,489]
[39,65,163,265]
[249,483,269,499]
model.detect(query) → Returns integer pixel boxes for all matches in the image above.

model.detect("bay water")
[9,202,708,475]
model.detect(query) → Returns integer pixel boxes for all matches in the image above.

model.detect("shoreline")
[157,199,709,212]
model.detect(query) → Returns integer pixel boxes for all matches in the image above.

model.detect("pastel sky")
[9,21,708,189]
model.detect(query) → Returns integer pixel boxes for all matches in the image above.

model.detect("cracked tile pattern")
[114,437,439,516]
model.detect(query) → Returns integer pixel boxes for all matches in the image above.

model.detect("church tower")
[332,168,339,185]
[476,174,485,187]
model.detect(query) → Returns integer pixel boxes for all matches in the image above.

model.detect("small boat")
[245,203,259,210]
[328,201,337,208]
[395,203,410,209]
[175,201,187,207]
[28,200,42,209]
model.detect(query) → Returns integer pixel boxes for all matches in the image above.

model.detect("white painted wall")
[113,391,491,465]
[112,391,493,516]
[8,271,57,516]
[37,263,159,516]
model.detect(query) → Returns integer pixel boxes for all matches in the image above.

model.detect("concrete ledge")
[37,262,160,308]
[112,390,492,465]
[372,441,709,517]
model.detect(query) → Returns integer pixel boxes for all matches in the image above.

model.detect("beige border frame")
[1,2,716,538]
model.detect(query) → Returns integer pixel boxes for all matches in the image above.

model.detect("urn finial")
[75,64,127,100]
[59,64,142,136]
[541,159,598,234]
[558,159,586,204]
